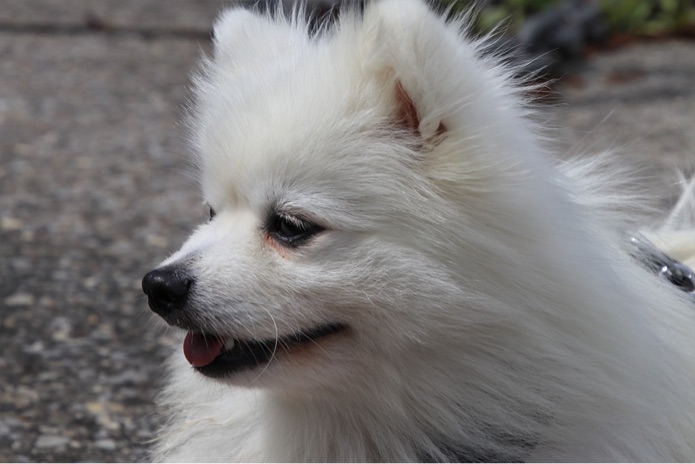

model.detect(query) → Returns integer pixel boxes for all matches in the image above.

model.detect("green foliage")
[444,0,695,35]
[446,0,559,31]
[600,0,694,34]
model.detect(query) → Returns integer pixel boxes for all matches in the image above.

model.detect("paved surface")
[1,1,693,462]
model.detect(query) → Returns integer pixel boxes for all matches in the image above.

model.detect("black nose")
[142,266,193,318]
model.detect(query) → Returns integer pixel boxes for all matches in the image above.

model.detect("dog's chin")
[184,323,348,380]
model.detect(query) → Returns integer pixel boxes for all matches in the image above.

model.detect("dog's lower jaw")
[187,323,348,380]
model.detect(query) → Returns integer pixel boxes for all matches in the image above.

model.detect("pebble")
[3,315,17,329]
[95,438,117,451]
[146,234,168,247]
[22,341,45,354]
[35,435,69,448]
[4,293,35,306]
[1,217,23,231]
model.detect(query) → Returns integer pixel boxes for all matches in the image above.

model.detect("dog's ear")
[358,0,484,143]
[212,7,300,69]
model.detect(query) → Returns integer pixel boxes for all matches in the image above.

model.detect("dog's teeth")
[224,339,235,350]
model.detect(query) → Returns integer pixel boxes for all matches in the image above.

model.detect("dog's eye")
[268,214,323,247]
[208,206,217,221]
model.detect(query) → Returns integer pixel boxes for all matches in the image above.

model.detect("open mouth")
[183,323,346,378]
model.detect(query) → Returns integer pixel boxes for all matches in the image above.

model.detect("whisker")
[251,307,279,384]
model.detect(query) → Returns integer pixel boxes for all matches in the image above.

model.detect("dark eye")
[268,213,324,247]
[208,206,217,221]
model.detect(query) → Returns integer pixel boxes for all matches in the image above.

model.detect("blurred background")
[1,0,693,461]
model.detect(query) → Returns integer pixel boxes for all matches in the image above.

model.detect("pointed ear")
[359,0,479,142]
[212,8,299,69]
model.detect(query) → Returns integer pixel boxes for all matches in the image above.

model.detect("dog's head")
[143,0,550,391]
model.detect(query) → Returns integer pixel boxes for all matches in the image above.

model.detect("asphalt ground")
[1,1,693,461]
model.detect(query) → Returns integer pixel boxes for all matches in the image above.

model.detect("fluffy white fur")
[151,0,695,461]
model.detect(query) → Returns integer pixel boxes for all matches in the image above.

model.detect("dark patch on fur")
[236,0,367,35]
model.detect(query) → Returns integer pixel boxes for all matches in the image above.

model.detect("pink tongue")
[183,332,225,367]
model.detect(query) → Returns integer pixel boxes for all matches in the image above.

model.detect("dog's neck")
[256,365,536,462]
[260,390,421,461]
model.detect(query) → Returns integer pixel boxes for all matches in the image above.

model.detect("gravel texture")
[1,3,213,461]
[1,1,693,461]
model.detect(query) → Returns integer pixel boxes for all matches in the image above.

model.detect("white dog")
[142,0,695,461]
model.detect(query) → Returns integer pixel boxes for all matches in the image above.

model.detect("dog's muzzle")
[142,266,194,319]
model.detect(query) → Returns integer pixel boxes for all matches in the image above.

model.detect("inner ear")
[395,80,420,135]
[394,79,447,141]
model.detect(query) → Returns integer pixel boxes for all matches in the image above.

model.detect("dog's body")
[143,1,695,461]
